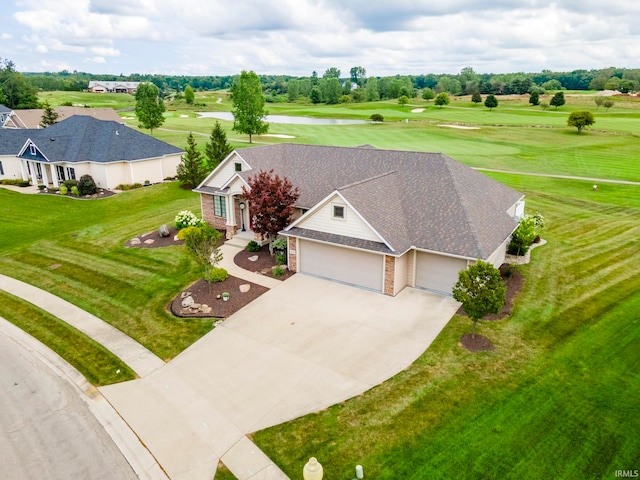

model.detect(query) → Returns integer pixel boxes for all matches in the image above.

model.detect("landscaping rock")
[181,295,194,308]
[144,239,155,244]
[181,291,191,299]
[174,235,180,241]
[130,238,141,246]
[248,255,259,262]
[239,284,251,293]
[159,224,170,237]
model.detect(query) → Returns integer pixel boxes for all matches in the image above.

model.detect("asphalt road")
[0,333,137,480]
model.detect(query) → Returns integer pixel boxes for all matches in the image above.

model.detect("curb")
[0,317,168,480]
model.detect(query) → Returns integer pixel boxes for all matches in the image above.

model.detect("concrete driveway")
[100,275,459,480]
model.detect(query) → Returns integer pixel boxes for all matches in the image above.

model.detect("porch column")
[52,166,59,188]
[28,161,37,185]
[225,194,237,240]
[41,164,49,186]
[19,160,28,181]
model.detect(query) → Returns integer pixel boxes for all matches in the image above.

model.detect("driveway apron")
[100,274,459,480]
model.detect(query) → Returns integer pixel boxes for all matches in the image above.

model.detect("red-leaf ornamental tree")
[242,169,299,251]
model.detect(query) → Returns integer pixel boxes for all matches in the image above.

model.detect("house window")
[67,167,76,180]
[213,195,227,217]
[235,162,242,172]
[56,165,65,182]
[332,204,345,220]
[0,161,3,175]
[29,144,36,155]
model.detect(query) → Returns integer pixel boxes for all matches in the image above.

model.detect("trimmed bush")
[208,267,229,283]
[63,179,78,189]
[58,184,68,195]
[1,179,30,187]
[77,174,97,195]
[272,266,284,278]
[246,240,261,252]
[71,186,80,196]
[370,113,384,122]
[276,253,287,265]
[272,238,287,252]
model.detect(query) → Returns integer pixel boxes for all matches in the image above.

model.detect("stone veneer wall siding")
[288,236,298,272]
[384,255,396,296]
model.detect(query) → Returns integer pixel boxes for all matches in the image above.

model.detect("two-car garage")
[296,239,469,296]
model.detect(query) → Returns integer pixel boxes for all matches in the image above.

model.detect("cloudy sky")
[1,0,638,76]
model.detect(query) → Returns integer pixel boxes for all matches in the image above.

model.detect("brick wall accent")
[384,255,395,296]
[201,194,227,230]
[288,236,297,272]
[225,225,237,240]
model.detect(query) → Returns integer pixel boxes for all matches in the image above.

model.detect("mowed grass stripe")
[0,291,136,386]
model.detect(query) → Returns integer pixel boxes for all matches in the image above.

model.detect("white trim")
[220,172,250,191]
[196,150,251,189]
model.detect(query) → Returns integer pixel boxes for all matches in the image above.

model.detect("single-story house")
[194,144,525,296]
[0,106,125,129]
[0,116,184,189]
[88,81,140,94]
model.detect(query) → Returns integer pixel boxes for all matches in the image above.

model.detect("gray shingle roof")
[0,128,38,155]
[17,116,183,163]
[234,144,523,260]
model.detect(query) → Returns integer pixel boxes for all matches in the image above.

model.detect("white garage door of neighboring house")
[415,252,468,295]
[299,240,384,292]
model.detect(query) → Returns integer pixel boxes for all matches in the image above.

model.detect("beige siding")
[205,153,250,189]
[0,156,24,180]
[487,236,510,268]
[407,250,416,287]
[92,163,114,188]
[129,159,166,185]
[393,251,410,296]
[297,196,381,242]
[226,176,247,196]
[161,154,181,179]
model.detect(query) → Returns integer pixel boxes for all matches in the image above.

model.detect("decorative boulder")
[159,224,170,237]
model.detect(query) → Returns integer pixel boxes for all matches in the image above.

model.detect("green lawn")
[252,174,640,479]
[0,182,213,361]
[0,291,136,385]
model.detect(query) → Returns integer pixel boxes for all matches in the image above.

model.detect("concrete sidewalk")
[0,274,164,377]
[218,243,282,289]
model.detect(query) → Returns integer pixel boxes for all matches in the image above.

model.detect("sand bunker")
[179,115,189,118]
[262,134,296,139]
[411,108,425,113]
[437,124,480,130]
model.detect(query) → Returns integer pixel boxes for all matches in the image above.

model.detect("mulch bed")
[170,276,268,318]
[456,265,524,321]
[39,188,117,199]
[125,226,184,248]
[460,333,495,352]
[233,244,294,281]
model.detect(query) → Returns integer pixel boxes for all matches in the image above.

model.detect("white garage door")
[415,252,468,295]
[299,240,384,292]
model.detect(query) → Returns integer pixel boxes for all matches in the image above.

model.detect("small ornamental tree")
[178,224,223,283]
[550,91,565,109]
[603,99,614,111]
[177,132,208,187]
[471,91,482,105]
[40,100,59,127]
[204,121,233,171]
[434,92,450,108]
[370,113,384,122]
[484,94,498,110]
[398,95,409,106]
[452,260,506,338]
[594,96,605,109]
[422,88,435,101]
[242,169,299,252]
[507,213,544,255]
[567,111,595,134]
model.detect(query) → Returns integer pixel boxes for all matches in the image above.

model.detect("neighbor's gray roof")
[17,116,183,164]
[0,128,37,155]
[234,143,523,260]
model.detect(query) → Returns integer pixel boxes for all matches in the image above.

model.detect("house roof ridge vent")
[337,170,397,190]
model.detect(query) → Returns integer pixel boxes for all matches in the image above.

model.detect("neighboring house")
[0,105,28,128]
[0,116,184,189]
[1,105,124,129]
[88,81,140,94]
[195,144,525,296]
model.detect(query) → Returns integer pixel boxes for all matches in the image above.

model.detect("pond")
[197,111,368,125]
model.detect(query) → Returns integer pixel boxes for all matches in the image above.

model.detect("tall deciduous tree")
[184,85,195,104]
[230,70,268,143]
[323,67,341,79]
[204,121,233,171]
[0,58,39,109]
[567,111,595,133]
[366,77,380,102]
[422,88,435,101]
[40,100,59,127]
[529,91,540,106]
[350,66,366,85]
[550,91,565,109]
[134,82,165,134]
[471,91,482,105]
[452,261,506,338]
[241,169,299,251]
[484,94,498,110]
[177,132,208,187]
